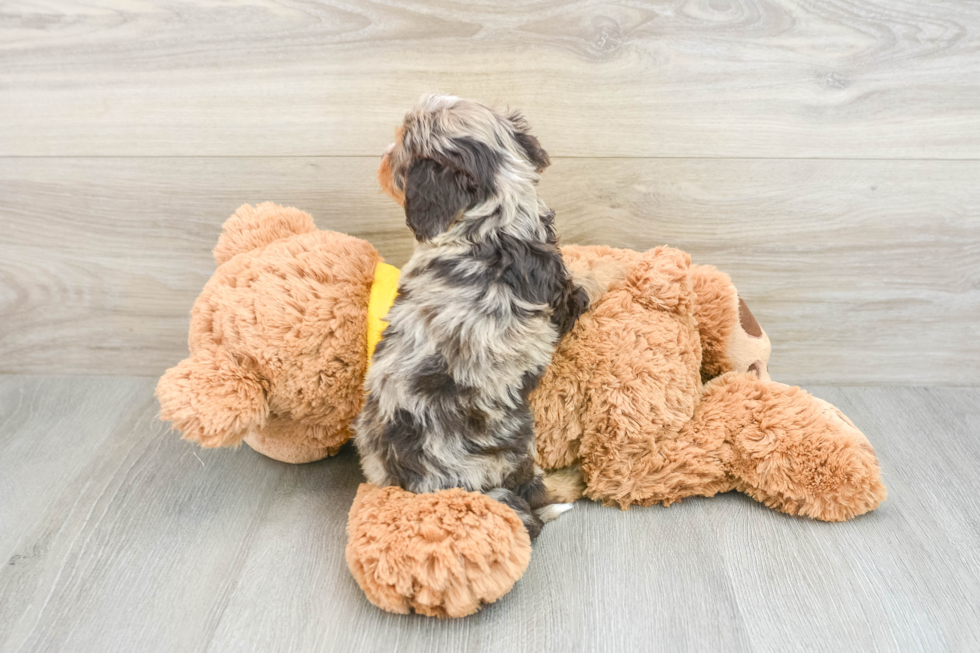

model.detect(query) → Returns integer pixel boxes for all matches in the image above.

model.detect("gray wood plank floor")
[1,375,978,653]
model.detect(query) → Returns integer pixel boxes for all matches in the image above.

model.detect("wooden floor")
[1,375,978,653]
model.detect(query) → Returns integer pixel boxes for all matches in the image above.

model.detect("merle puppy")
[355,95,590,538]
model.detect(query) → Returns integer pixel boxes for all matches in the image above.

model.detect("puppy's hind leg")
[485,488,545,540]
[487,468,579,539]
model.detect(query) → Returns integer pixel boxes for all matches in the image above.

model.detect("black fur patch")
[507,111,550,173]
[486,487,543,539]
[428,226,588,337]
[518,369,542,401]
[514,131,550,172]
[403,138,501,242]
[404,159,471,241]
[446,136,501,193]
[378,408,439,490]
[508,467,550,511]
[412,354,458,399]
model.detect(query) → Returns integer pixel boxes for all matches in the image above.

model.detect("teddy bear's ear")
[689,264,772,382]
[156,347,269,448]
[213,202,317,266]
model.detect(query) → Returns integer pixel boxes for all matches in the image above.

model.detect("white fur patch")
[537,502,575,523]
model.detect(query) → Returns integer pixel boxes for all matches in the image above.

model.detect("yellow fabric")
[366,262,400,365]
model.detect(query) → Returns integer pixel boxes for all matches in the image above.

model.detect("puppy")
[355,94,589,538]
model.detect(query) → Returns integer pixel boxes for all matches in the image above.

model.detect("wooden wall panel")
[1,0,978,158]
[1,157,976,383]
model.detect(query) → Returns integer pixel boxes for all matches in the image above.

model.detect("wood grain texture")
[1,156,976,383]
[1,376,979,652]
[1,0,979,157]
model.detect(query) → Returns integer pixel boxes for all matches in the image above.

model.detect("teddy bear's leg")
[532,247,636,471]
[243,417,349,464]
[689,264,771,382]
[155,346,268,448]
[212,202,317,266]
[549,247,735,508]
[574,305,735,508]
[690,372,887,521]
[345,484,532,618]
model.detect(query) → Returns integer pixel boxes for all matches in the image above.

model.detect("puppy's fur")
[356,95,589,538]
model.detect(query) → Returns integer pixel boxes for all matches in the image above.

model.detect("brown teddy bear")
[157,202,886,618]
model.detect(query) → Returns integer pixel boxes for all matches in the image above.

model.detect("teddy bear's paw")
[724,378,887,522]
[243,419,348,464]
[156,347,269,448]
[345,484,531,618]
[794,397,888,521]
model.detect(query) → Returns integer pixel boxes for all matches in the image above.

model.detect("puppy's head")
[378,94,551,241]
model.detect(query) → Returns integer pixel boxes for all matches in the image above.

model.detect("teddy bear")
[157,202,887,618]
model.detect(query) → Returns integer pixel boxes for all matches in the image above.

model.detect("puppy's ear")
[404,158,472,241]
[509,112,550,172]
[514,131,550,172]
[403,138,499,241]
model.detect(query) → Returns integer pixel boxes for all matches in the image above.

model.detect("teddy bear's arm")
[155,346,269,448]
[688,372,887,521]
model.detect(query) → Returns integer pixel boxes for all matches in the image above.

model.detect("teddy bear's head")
[156,203,380,462]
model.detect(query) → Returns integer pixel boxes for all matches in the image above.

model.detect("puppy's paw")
[537,502,574,523]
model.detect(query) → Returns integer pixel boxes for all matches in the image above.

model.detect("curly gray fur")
[355,95,588,538]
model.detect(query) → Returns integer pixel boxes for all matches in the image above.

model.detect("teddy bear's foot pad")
[345,484,532,618]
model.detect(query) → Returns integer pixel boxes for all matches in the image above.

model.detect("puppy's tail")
[535,502,575,525]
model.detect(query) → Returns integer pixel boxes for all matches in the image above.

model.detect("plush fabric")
[531,245,885,521]
[366,262,401,364]
[346,484,531,618]
[158,203,887,618]
[156,202,379,463]
[692,374,887,521]
[689,264,739,381]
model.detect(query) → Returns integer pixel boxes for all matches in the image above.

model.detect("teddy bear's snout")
[748,360,771,382]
